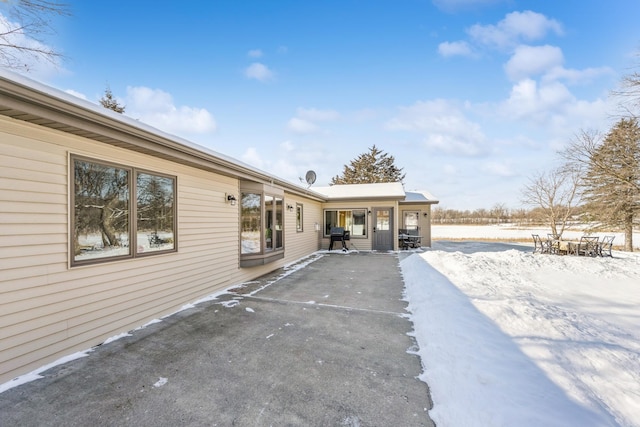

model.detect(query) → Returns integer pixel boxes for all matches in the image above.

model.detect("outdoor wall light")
[286,204,294,212]
[226,193,237,206]
[423,212,428,217]
[367,210,371,215]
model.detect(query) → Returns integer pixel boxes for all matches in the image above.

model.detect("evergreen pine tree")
[581,118,640,251]
[330,145,406,185]
[99,86,125,113]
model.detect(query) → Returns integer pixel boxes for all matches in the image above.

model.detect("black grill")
[329,227,349,251]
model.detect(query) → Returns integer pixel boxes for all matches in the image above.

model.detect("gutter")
[0,70,327,202]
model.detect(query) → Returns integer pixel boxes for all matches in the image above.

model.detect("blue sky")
[3,0,640,209]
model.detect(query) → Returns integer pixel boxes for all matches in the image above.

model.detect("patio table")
[553,240,581,255]
[399,233,422,250]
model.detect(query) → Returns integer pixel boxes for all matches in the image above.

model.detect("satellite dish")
[305,170,317,187]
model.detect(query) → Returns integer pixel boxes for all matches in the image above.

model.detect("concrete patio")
[0,252,434,426]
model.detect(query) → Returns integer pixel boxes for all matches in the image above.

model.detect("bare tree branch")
[521,167,580,238]
[0,0,70,70]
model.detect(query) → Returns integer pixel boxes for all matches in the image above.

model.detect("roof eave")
[0,71,327,202]
[399,199,440,205]
[324,195,406,202]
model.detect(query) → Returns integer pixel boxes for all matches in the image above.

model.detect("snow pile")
[402,248,640,427]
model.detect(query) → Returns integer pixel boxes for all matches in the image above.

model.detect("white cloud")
[501,79,573,120]
[423,133,486,156]
[481,161,516,177]
[468,10,563,50]
[240,142,327,186]
[244,62,274,82]
[241,147,264,169]
[247,49,263,58]
[351,108,380,122]
[296,108,340,122]
[385,100,488,156]
[125,86,217,134]
[504,45,564,81]
[542,65,613,85]
[287,107,340,134]
[0,12,63,79]
[438,41,473,57]
[497,77,612,140]
[287,117,319,134]
[280,140,295,152]
[443,164,458,175]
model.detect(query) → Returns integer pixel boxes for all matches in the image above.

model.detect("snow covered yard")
[432,224,640,250]
[402,244,640,427]
[2,228,638,427]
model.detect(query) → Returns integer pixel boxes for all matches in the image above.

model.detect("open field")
[432,224,640,251]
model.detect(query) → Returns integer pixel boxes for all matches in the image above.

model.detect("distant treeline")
[431,205,587,225]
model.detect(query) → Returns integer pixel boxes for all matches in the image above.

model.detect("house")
[315,183,437,251]
[0,69,438,384]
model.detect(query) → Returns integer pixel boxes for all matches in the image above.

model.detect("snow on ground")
[0,253,325,394]
[432,224,640,250]
[2,226,638,427]
[402,239,640,427]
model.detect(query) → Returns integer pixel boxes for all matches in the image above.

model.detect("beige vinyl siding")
[0,116,321,383]
[0,134,68,278]
[321,201,394,251]
[226,196,323,287]
[399,204,434,247]
[283,196,322,256]
[0,117,324,384]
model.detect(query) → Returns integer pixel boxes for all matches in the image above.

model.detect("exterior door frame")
[372,207,394,251]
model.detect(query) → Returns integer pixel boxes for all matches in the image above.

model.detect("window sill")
[240,251,285,268]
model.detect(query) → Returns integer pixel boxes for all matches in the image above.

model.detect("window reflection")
[275,197,283,249]
[241,192,261,254]
[296,203,303,232]
[72,157,177,265]
[324,209,367,237]
[403,211,419,231]
[265,195,273,251]
[136,173,175,253]
[73,159,131,261]
[376,210,390,231]
[264,195,283,251]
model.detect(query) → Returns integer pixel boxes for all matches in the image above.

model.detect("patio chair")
[598,235,615,257]
[576,236,599,257]
[406,228,421,248]
[399,228,410,250]
[547,234,561,254]
[532,234,550,254]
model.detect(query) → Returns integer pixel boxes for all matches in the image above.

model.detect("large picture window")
[240,187,285,267]
[324,209,367,237]
[72,156,176,266]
